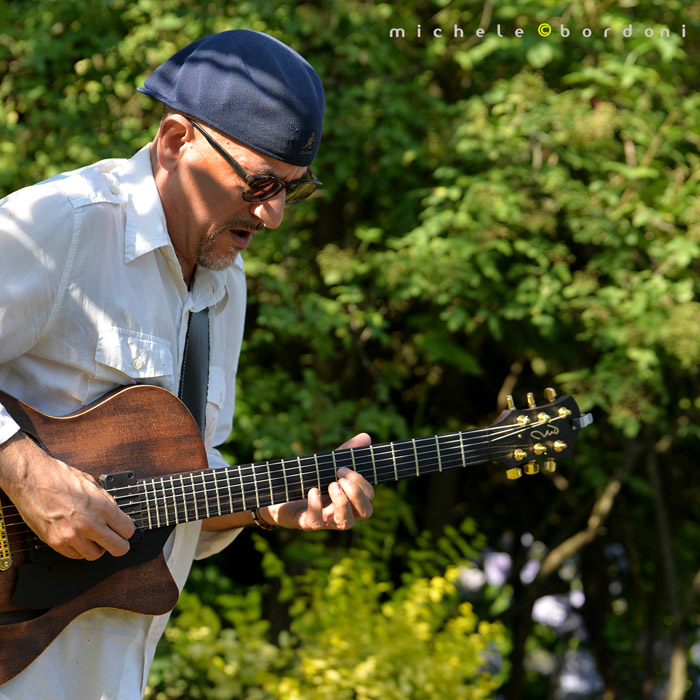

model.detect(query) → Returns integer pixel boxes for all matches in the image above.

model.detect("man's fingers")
[93,522,132,558]
[301,487,325,530]
[331,434,375,522]
[326,481,354,529]
[104,491,137,540]
[45,521,105,561]
[336,467,375,515]
[336,432,371,450]
[60,478,135,557]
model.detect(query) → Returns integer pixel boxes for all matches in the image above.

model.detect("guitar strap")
[177,308,210,438]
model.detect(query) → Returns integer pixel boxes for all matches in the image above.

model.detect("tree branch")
[534,438,643,585]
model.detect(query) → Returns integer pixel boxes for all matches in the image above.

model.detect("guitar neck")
[123,427,497,530]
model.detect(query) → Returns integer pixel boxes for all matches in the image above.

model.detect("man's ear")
[153,114,195,172]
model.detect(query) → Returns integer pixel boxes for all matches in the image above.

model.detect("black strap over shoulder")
[178,308,210,437]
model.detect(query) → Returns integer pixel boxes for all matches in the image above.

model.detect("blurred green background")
[2,1,699,698]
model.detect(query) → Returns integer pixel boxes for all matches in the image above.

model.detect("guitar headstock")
[488,388,593,479]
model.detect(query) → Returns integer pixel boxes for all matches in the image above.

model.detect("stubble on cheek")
[196,230,239,270]
[196,218,263,270]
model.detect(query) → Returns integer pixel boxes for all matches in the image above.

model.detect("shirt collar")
[119,144,172,264]
[117,144,243,307]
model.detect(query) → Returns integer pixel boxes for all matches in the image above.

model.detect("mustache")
[218,218,266,233]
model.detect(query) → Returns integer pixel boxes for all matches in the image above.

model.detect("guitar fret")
[151,479,161,527]
[159,479,167,526]
[252,464,261,508]
[266,461,275,505]
[225,467,234,514]
[178,475,187,524]
[209,470,218,517]
[239,468,247,511]
[331,451,338,479]
[165,478,173,525]
[436,435,443,472]
[297,457,304,496]
[143,481,154,530]
[168,476,177,524]
[157,480,164,526]
[459,431,466,468]
[391,442,398,480]
[153,480,162,528]
[283,461,289,502]
[369,445,378,484]
[202,472,211,519]
[313,454,321,489]
[153,480,162,527]
[165,477,173,523]
[178,474,188,522]
[350,448,357,473]
[191,473,199,520]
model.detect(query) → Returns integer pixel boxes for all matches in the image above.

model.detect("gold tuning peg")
[524,462,540,475]
[544,387,557,402]
[506,467,523,480]
[527,392,536,408]
[543,460,557,473]
[506,395,515,410]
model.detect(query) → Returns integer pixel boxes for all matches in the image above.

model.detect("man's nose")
[250,191,286,229]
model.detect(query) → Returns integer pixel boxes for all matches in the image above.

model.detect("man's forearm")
[0,431,136,559]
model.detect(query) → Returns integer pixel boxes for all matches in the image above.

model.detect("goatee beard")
[196,219,262,270]
[196,235,240,270]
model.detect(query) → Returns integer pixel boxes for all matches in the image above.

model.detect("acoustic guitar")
[0,384,592,682]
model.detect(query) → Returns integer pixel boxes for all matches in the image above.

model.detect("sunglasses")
[187,118,322,204]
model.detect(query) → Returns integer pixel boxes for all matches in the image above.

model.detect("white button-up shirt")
[0,145,246,699]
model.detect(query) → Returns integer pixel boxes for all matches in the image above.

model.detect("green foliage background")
[2,1,699,698]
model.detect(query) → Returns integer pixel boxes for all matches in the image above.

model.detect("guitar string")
[1,440,564,556]
[0,440,493,533]
[0,415,559,530]
[106,413,565,508]
[0,417,569,550]
[0,443,487,534]
[0,416,565,536]
[0,448,530,554]
[103,414,564,507]
[0,443,553,545]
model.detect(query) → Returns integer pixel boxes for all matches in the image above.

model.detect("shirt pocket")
[95,327,173,383]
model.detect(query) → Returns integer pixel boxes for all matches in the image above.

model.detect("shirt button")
[131,357,144,370]
[110,183,120,194]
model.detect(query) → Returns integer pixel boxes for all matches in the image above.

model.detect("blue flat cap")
[138,30,325,167]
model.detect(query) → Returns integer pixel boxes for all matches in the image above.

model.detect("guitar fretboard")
[115,427,501,530]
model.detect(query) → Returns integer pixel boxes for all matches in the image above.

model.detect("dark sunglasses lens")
[242,178,320,204]
[285,181,319,204]
[243,179,284,202]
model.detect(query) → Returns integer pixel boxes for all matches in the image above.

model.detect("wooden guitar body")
[0,385,209,683]
[0,383,593,683]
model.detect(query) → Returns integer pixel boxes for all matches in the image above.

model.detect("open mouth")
[227,229,254,249]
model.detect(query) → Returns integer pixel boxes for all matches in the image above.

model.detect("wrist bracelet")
[251,507,276,530]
